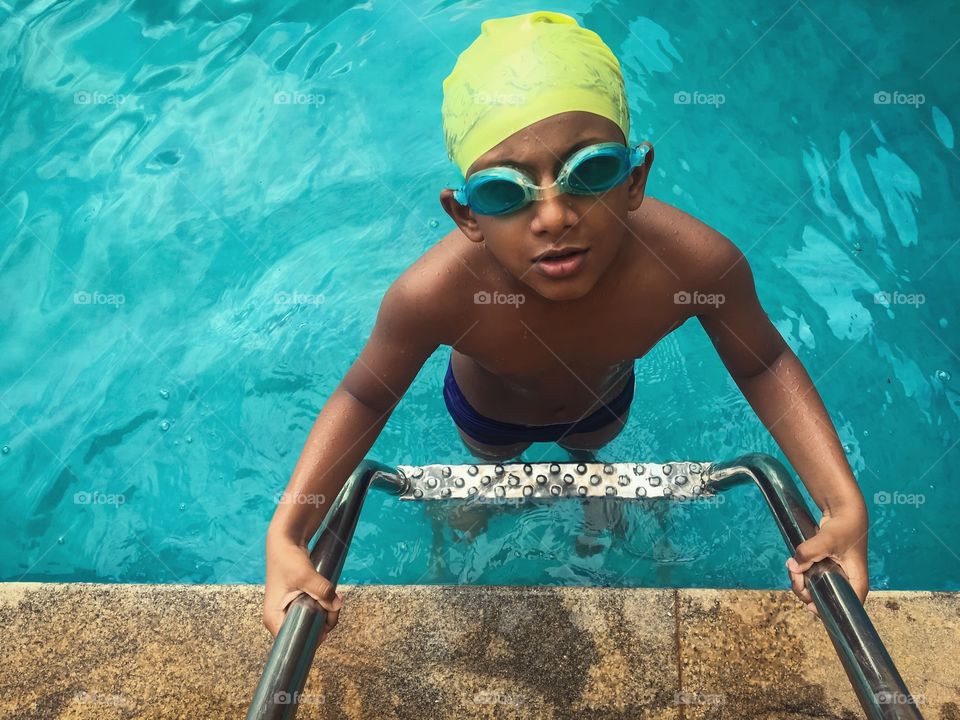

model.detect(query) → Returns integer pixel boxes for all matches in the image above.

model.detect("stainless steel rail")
[247,453,922,719]
[245,460,407,720]
[705,453,922,719]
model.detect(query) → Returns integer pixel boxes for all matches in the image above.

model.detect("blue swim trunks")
[443,355,635,446]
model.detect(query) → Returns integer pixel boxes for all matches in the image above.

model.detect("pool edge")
[1,583,955,718]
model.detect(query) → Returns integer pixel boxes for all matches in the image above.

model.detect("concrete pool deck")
[0,583,956,719]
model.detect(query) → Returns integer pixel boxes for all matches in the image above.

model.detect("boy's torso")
[415,197,720,425]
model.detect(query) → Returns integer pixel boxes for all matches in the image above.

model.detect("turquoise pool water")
[1,0,957,592]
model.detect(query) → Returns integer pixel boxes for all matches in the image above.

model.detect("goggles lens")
[566,151,628,194]
[466,175,528,215]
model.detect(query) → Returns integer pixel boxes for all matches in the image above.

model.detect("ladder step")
[393,460,713,501]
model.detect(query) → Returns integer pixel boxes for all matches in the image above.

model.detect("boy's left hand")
[785,509,870,617]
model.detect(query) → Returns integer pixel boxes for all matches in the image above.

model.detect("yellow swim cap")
[441,11,630,176]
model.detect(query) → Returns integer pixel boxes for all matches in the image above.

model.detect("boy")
[262,11,869,642]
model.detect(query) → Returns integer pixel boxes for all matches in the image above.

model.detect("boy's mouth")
[532,247,589,278]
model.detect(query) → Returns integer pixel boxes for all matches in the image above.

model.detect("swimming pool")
[1,0,957,592]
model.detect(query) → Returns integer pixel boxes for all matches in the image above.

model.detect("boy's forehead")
[468,112,623,174]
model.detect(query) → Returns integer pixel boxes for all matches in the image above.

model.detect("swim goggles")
[452,141,650,216]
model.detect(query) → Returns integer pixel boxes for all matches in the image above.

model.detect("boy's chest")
[455,299,688,380]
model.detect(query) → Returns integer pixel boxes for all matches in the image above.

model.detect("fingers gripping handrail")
[246,460,407,720]
[704,453,922,719]
[246,454,922,719]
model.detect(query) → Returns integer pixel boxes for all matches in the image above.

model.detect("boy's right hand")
[263,536,344,640]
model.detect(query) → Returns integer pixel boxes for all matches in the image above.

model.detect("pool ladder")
[246,453,923,719]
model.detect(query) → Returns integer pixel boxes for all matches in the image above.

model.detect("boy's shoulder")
[633,197,750,293]
[389,230,482,300]
[377,232,483,345]
[378,198,750,343]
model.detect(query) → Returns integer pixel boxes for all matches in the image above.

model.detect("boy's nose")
[530,187,578,235]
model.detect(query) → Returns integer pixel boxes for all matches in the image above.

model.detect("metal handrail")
[246,460,407,720]
[247,453,922,719]
[705,453,922,719]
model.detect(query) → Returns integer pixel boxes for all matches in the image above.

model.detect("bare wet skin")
[439,222,687,437]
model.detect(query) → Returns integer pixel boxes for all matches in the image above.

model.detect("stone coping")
[0,583,956,719]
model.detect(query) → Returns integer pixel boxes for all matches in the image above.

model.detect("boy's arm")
[694,233,869,616]
[270,274,440,543]
[263,273,442,636]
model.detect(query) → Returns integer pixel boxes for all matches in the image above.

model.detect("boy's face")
[440,111,654,302]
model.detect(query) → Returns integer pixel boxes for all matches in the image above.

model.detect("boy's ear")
[439,189,484,242]
[625,141,654,211]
